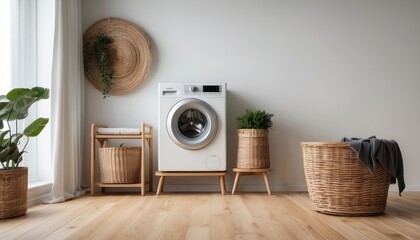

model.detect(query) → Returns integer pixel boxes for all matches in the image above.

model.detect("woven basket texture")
[83,17,151,95]
[301,142,391,216]
[0,167,28,218]
[237,129,270,169]
[99,147,141,183]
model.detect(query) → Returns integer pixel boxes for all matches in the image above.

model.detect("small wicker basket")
[237,129,270,169]
[301,142,391,216]
[99,147,141,183]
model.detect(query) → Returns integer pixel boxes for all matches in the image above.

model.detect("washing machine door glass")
[167,98,218,150]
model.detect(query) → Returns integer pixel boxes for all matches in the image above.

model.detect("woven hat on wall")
[83,17,151,96]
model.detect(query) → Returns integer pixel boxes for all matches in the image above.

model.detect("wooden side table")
[90,123,153,196]
[231,168,272,195]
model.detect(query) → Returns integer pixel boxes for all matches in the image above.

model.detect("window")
[1,0,54,185]
[0,0,11,92]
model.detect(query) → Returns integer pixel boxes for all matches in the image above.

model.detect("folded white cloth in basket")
[97,128,141,135]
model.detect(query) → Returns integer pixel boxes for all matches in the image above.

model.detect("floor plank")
[270,194,345,240]
[0,192,419,240]
[210,194,235,240]
[1,196,103,239]
[123,194,174,240]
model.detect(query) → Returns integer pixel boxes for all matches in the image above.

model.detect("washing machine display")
[158,83,226,171]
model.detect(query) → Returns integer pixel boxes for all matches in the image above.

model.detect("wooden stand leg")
[219,176,226,195]
[141,178,145,196]
[148,138,153,193]
[91,124,96,196]
[157,176,165,195]
[232,172,241,195]
[232,168,272,195]
[141,143,145,196]
[263,172,272,195]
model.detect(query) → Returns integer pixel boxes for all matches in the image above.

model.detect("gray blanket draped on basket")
[342,136,405,195]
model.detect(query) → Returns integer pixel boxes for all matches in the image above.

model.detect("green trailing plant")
[236,109,274,129]
[84,34,114,98]
[0,87,49,170]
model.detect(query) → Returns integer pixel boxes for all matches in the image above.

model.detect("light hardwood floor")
[1,192,419,239]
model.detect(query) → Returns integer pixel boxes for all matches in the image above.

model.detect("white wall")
[82,0,420,192]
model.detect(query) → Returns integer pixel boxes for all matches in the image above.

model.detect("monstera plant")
[0,87,49,218]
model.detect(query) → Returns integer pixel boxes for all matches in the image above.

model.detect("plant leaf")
[8,143,20,161]
[0,147,9,159]
[7,96,37,120]
[11,133,24,144]
[0,101,13,121]
[4,88,50,121]
[236,109,273,129]
[31,87,49,100]
[0,130,10,149]
[16,155,23,166]
[0,130,10,143]
[0,142,19,163]
[24,117,49,137]
[6,88,33,101]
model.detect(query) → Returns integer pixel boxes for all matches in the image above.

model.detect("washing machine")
[158,83,226,171]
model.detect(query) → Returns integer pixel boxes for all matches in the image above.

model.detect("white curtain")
[48,0,85,203]
[10,0,36,89]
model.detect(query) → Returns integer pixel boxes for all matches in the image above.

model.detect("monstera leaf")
[1,88,49,121]
[24,118,49,137]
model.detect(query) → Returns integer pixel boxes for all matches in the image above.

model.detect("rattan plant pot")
[301,142,392,216]
[0,167,28,219]
[237,129,270,169]
[99,147,141,183]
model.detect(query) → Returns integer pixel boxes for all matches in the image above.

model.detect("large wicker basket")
[301,142,391,216]
[99,147,141,183]
[236,129,270,169]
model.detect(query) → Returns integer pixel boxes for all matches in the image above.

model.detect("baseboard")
[389,184,420,192]
[28,181,52,207]
[155,184,309,193]
[152,184,420,193]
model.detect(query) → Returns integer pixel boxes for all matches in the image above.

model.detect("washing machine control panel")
[184,84,223,94]
[188,86,198,93]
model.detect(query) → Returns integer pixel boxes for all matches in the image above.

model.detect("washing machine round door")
[167,98,218,150]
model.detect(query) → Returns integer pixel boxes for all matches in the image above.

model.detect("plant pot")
[0,167,28,219]
[99,147,141,183]
[236,129,270,169]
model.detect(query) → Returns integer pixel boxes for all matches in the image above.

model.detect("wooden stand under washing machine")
[154,171,227,195]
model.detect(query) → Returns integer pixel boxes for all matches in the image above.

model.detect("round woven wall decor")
[83,17,151,96]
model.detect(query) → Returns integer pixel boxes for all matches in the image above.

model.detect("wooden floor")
[1,192,420,240]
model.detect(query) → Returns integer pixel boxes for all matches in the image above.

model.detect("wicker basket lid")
[83,17,151,96]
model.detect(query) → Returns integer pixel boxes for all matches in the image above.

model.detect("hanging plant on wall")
[83,34,114,98]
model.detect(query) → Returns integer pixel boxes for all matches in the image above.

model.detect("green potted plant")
[236,109,274,169]
[0,87,49,218]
